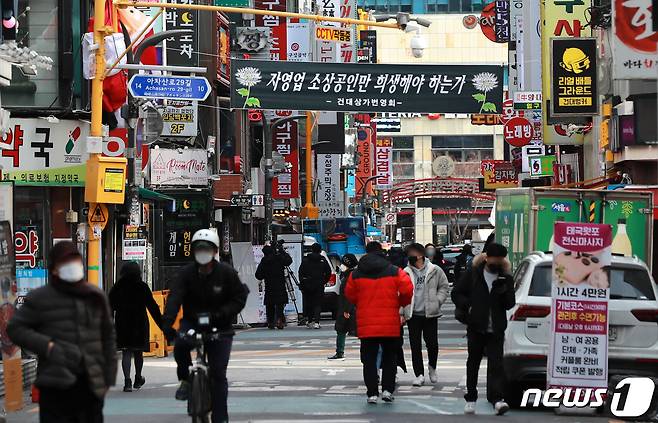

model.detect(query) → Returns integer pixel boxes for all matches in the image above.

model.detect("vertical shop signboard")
[375,137,393,189]
[271,121,299,199]
[612,0,658,79]
[163,194,209,264]
[549,222,611,390]
[255,0,287,61]
[355,126,374,197]
[316,154,343,218]
[287,22,312,62]
[551,38,598,116]
[541,0,592,144]
[0,220,21,411]
[164,0,199,66]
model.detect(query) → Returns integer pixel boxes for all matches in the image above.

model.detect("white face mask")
[195,251,214,265]
[57,262,84,283]
[339,264,348,272]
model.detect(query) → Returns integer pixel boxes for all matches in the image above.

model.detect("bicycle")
[184,313,219,423]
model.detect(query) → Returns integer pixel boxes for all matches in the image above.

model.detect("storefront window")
[14,188,48,300]
[432,135,493,178]
[0,0,61,108]
[392,136,415,182]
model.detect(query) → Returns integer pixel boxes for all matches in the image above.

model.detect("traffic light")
[1,0,17,41]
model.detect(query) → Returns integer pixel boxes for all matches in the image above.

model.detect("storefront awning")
[138,187,175,203]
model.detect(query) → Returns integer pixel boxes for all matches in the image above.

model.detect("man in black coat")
[163,229,249,423]
[451,243,515,416]
[255,242,293,329]
[298,243,332,329]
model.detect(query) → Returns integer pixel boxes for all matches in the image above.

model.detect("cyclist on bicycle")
[163,229,249,423]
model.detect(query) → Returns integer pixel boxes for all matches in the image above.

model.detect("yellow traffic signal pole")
[87,0,110,286]
[301,111,319,219]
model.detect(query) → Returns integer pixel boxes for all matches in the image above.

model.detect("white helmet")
[191,229,220,249]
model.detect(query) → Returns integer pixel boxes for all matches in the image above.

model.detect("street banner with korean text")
[149,148,208,186]
[551,38,598,116]
[612,0,658,79]
[272,121,299,199]
[480,160,518,189]
[231,59,505,113]
[549,222,612,390]
[164,0,199,66]
[255,0,287,61]
[541,0,592,144]
[375,137,393,189]
[316,154,343,218]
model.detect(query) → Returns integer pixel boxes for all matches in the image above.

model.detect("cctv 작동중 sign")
[315,26,353,43]
[231,59,504,114]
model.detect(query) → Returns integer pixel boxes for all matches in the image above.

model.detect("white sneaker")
[412,375,425,387]
[428,366,438,384]
[367,396,378,404]
[381,390,394,403]
[464,401,476,414]
[313,322,321,329]
[494,401,509,416]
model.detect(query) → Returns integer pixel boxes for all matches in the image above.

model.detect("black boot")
[123,378,133,392]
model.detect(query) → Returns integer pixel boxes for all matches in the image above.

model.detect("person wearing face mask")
[451,243,515,416]
[255,241,293,330]
[401,243,449,387]
[328,253,358,360]
[7,241,117,423]
[162,229,249,423]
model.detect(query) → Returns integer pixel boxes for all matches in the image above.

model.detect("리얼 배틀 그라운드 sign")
[230,59,504,114]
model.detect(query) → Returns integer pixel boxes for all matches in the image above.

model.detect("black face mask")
[487,264,502,273]
[408,256,418,265]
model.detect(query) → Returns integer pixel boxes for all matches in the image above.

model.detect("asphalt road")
[8,302,613,422]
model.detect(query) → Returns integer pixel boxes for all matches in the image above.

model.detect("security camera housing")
[410,34,428,58]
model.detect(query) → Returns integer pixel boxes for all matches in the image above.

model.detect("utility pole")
[301,111,319,219]
[263,114,306,242]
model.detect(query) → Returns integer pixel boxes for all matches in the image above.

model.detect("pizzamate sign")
[231,59,504,113]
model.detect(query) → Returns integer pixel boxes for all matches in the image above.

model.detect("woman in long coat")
[109,262,163,392]
[328,254,358,359]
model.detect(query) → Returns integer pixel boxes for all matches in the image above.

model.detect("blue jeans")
[174,320,234,423]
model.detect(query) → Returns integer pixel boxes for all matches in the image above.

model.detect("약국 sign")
[231,59,504,114]
[549,222,612,390]
[551,38,598,116]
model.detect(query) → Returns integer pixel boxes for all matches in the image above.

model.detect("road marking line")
[403,399,451,415]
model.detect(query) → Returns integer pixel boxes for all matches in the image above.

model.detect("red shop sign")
[504,116,534,147]
[614,2,658,53]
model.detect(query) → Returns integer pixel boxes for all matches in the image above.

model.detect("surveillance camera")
[410,34,428,58]
[396,12,410,30]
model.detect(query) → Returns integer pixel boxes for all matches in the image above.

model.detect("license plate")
[609,326,618,342]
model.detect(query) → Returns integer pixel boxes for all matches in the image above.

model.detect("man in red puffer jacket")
[346,241,413,404]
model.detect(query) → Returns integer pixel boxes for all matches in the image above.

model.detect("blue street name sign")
[128,75,211,101]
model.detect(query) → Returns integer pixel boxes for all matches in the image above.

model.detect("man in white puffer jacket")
[401,243,450,387]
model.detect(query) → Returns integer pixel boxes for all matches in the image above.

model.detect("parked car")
[504,251,658,407]
[440,245,465,285]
